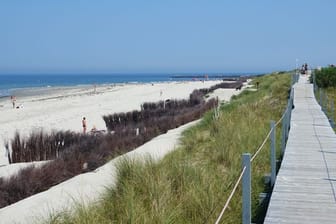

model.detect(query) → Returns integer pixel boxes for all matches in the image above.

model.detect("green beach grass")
[312,67,336,129]
[315,87,336,129]
[45,73,291,224]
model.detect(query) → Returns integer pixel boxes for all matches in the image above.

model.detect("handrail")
[214,166,246,224]
[251,106,288,162]
[214,107,288,223]
[214,73,297,223]
[214,105,289,223]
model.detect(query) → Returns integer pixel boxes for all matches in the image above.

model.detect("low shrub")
[314,66,336,88]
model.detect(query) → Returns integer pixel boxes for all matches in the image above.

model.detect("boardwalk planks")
[264,75,336,223]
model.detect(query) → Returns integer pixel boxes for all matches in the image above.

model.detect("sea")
[0,73,257,98]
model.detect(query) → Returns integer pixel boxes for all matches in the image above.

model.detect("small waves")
[0,89,10,98]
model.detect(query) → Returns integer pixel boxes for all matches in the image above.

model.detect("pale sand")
[0,80,228,166]
[0,80,245,223]
[0,120,199,224]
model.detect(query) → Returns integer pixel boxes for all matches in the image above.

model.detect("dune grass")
[45,73,291,224]
[315,86,336,128]
[1,86,219,209]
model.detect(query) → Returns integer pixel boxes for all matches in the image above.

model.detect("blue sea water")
[0,73,254,97]
[0,74,169,96]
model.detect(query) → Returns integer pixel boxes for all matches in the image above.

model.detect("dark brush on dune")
[10,130,84,163]
[102,88,216,132]
[0,81,239,208]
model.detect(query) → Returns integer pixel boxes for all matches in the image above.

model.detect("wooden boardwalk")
[264,75,336,223]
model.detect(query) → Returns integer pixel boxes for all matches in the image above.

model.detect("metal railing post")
[319,89,323,110]
[322,91,326,112]
[331,100,335,129]
[270,121,276,187]
[322,90,325,112]
[281,113,286,156]
[289,88,294,122]
[313,71,316,92]
[284,109,288,142]
[296,73,299,83]
[242,153,251,224]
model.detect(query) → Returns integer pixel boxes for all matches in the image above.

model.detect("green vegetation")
[315,89,336,130]
[312,66,336,128]
[315,87,335,120]
[45,73,291,224]
[312,66,336,88]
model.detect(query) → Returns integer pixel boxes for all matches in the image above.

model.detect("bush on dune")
[313,66,336,88]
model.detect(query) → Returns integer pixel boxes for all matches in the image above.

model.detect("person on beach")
[10,96,16,108]
[82,117,87,134]
[91,125,97,133]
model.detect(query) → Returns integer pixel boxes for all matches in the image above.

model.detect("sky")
[0,0,335,74]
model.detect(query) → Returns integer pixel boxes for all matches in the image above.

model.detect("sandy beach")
[0,79,248,223]
[0,80,241,166]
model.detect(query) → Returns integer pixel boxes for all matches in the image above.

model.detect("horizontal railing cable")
[250,106,288,162]
[214,94,292,223]
[275,106,288,127]
[214,166,247,224]
[250,129,273,163]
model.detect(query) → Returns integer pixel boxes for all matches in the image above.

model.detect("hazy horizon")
[0,71,266,76]
[1,1,335,74]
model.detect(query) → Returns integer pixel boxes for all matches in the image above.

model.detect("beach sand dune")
[0,80,228,166]
[0,80,245,223]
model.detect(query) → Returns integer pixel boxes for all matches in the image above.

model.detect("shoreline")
[0,79,228,103]
[0,79,249,223]
[0,72,257,99]
[0,79,237,166]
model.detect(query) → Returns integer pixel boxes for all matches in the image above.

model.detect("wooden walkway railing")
[264,74,336,223]
[215,74,297,224]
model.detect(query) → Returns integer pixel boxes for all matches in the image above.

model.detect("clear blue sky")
[1,0,335,74]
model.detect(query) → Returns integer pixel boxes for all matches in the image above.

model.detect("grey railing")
[215,73,298,224]
[313,71,335,129]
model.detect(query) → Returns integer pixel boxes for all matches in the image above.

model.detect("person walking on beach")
[82,117,87,134]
